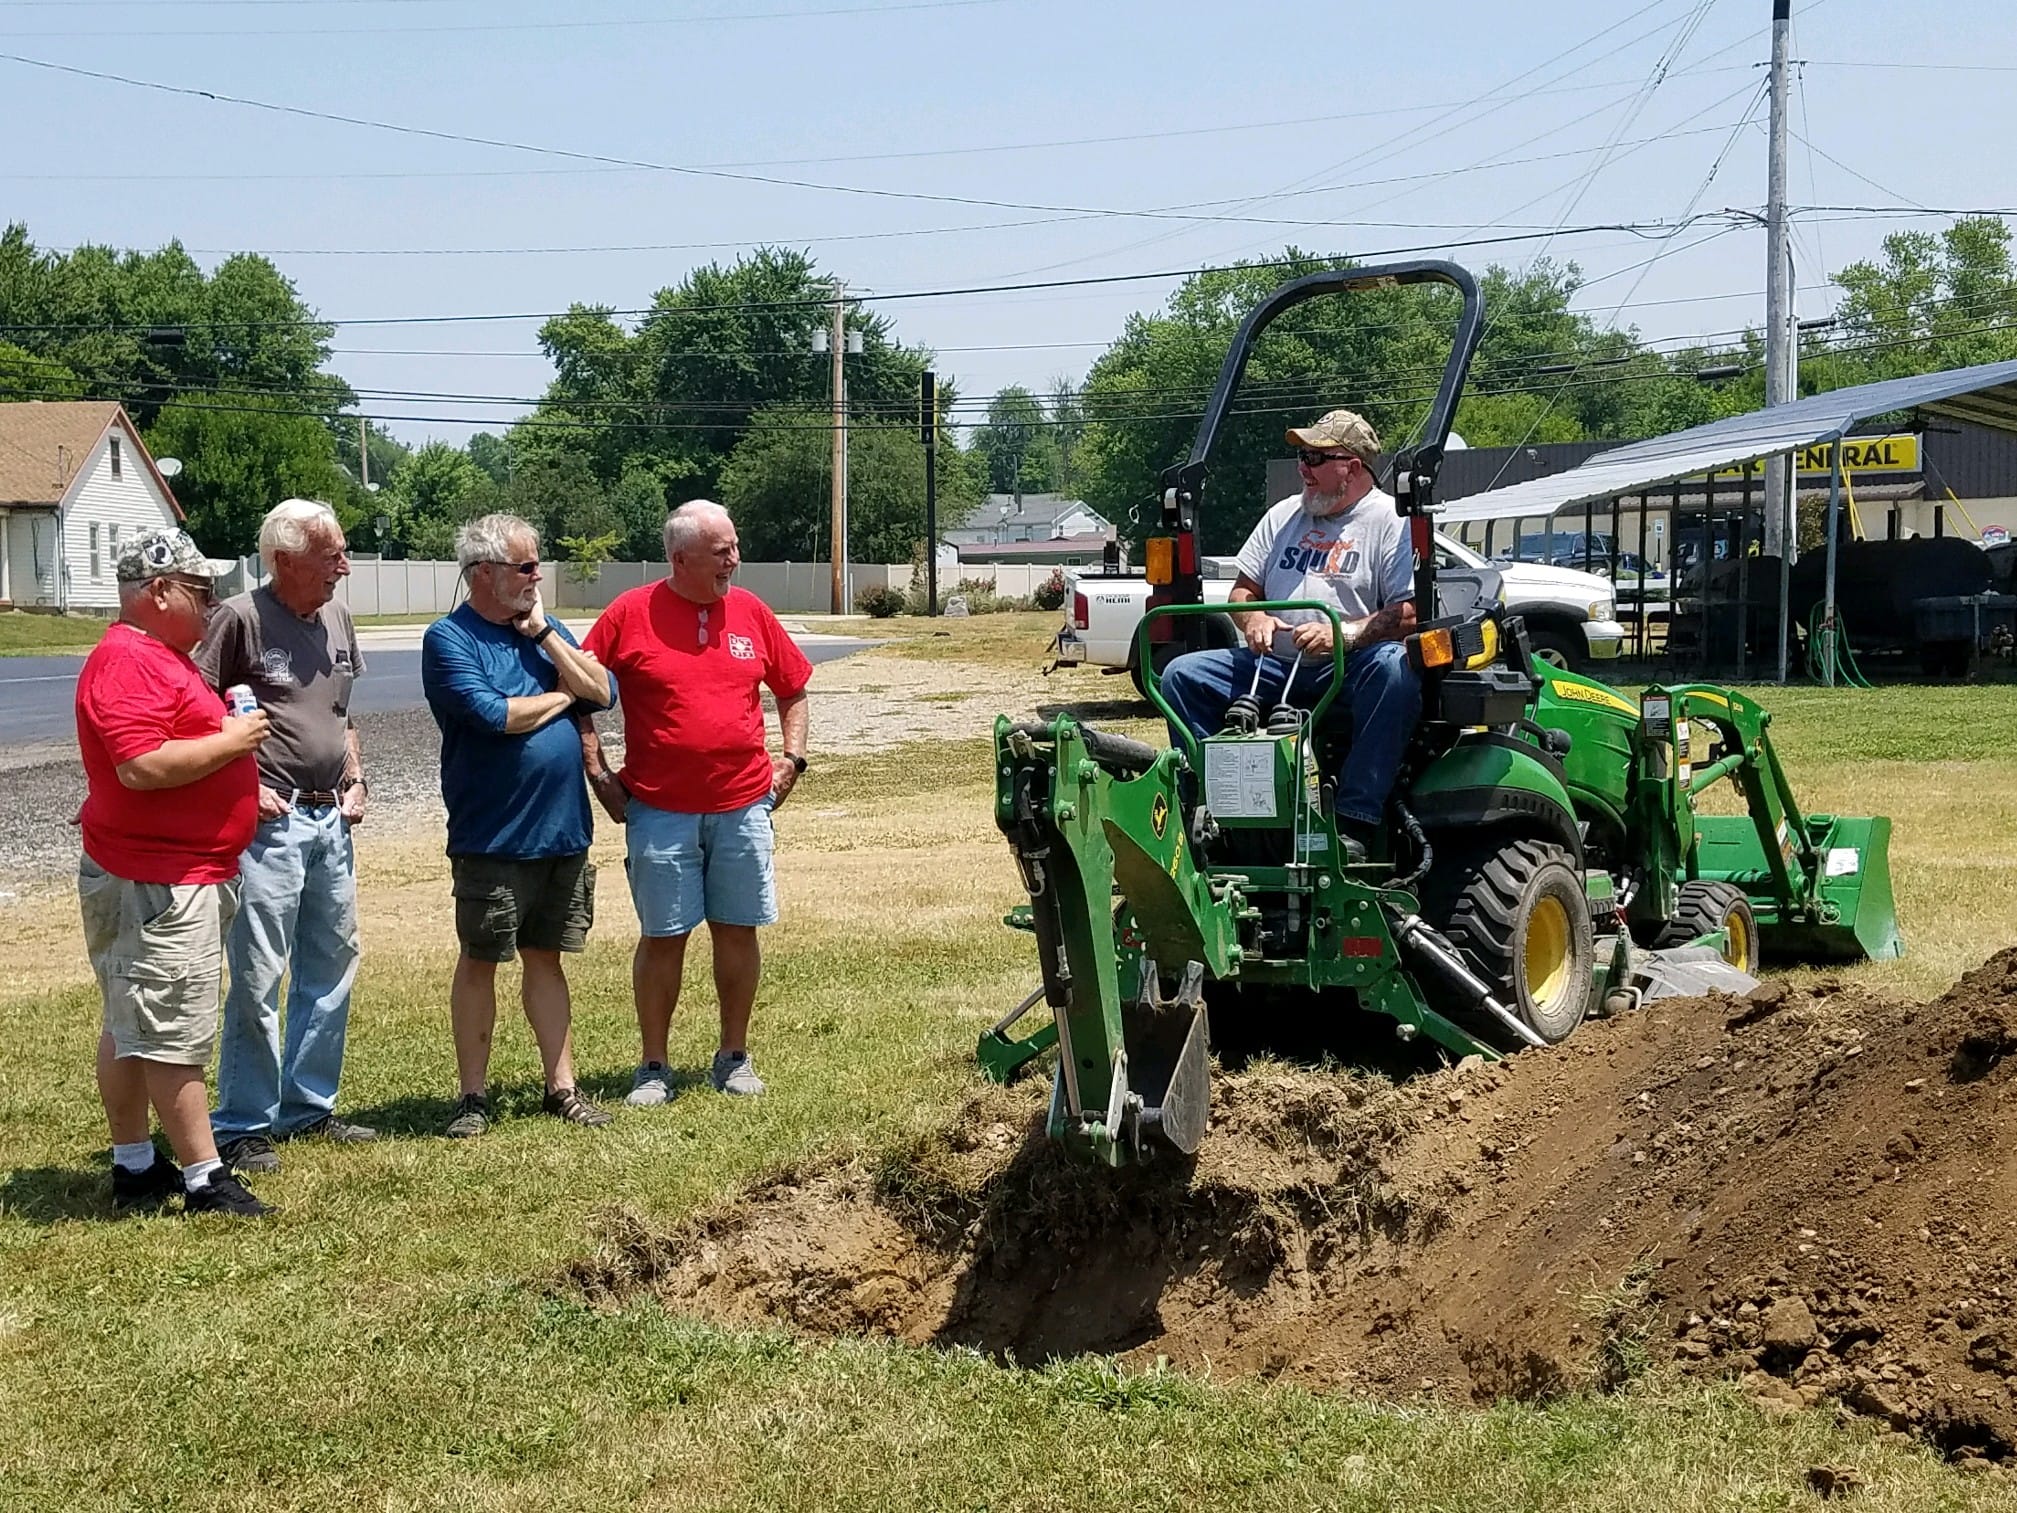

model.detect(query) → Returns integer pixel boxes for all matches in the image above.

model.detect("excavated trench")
[565,952,2017,1468]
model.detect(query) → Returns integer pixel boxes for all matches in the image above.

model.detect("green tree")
[145,398,349,556]
[1824,216,2017,384]
[512,248,937,503]
[0,341,85,398]
[974,385,1060,494]
[467,431,512,485]
[718,404,980,564]
[1074,249,1703,553]
[383,441,491,558]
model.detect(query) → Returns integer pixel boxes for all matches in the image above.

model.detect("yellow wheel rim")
[1523,895,1573,1010]
[1724,909,1752,973]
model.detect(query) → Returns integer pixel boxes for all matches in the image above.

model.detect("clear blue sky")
[4,0,2012,446]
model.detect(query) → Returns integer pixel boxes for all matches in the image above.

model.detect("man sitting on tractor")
[1159,408,1419,863]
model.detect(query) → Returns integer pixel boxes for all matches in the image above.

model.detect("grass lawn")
[4,685,2015,1509]
[0,611,107,656]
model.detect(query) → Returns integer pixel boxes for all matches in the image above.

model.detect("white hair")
[664,499,731,561]
[456,512,538,571]
[258,498,341,572]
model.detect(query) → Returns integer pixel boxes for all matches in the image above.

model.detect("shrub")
[1032,568,1068,612]
[854,584,907,618]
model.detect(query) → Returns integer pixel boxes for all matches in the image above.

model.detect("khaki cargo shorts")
[79,856,239,1066]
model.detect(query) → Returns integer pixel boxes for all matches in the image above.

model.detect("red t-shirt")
[75,623,259,884]
[584,582,813,814]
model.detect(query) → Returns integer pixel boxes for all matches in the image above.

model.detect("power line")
[0,66,1757,182]
[0,0,1019,36]
[0,218,1733,335]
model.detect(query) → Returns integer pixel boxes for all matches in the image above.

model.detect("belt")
[292,789,342,808]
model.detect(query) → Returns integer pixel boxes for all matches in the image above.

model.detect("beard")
[1302,483,1350,516]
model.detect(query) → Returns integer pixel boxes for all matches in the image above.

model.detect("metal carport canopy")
[1436,357,2017,525]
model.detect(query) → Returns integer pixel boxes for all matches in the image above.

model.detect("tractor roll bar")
[1155,259,1486,616]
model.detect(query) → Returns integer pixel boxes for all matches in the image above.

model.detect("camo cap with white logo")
[1284,408,1382,461]
[115,528,233,583]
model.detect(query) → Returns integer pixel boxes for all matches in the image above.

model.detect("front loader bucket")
[1791,814,1902,962]
[1695,812,1901,964]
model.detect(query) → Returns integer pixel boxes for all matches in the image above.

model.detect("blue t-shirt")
[421,605,611,859]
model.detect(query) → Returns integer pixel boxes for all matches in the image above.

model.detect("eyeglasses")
[162,575,216,604]
[1297,449,1356,469]
[486,559,540,576]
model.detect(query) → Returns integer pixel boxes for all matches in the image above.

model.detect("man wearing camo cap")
[1159,408,1421,863]
[74,528,276,1217]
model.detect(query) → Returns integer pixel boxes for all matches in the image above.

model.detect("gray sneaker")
[624,1061,674,1107]
[711,1050,766,1096]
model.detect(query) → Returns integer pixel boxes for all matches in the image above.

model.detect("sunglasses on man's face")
[1297,449,1356,469]
[488,559,540,576]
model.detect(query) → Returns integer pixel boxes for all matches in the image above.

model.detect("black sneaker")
[285,1115,378,1144]
[111,1155,182,1211]
[217,1133,280,1174]
[444,1094,491,1139]
[184,1167,276,1218]
[543,1086,613,1128]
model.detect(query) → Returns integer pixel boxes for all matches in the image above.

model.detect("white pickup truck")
[1054,533,1626,696]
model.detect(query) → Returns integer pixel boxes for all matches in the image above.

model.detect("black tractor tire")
[1526,625,1585,674]
[1434,837,1595,1044]
[1657,880,1757,974]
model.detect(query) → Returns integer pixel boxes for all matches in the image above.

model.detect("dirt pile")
[569,952,2017,1464]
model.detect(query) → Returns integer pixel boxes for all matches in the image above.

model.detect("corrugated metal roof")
[1441,358,2017,525]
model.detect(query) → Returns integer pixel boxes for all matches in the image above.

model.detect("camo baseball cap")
[115,528,233,584]
[1285,408,1382,461]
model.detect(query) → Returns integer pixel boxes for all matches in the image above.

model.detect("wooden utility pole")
[1765,0,1795,680]
[922,369,939,615]
[359,415,370,491]
[828,281,848,614]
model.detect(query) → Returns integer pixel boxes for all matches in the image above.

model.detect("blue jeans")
[213,804,361,1139]
[1159,640,1422,827]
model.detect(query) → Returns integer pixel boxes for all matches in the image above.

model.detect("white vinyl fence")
[220,558,1065,618]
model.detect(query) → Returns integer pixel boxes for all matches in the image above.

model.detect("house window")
[90,522,101,578]
[109,524,122,558]
[109,436,122,478]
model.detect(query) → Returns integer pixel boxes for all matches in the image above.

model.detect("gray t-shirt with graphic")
[196,585,364,792]
[1234,487,1415,627]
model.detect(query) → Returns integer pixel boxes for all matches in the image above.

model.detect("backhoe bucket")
[1695,813,1901,963]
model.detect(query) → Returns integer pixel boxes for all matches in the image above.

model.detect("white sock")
[112,1140,158,1173]
[182,1158,223,1192]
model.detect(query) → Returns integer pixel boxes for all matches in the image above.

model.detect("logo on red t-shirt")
[727,633,756,661]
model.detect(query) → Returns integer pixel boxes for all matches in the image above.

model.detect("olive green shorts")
[450,851,596,963]
[78,857,239,1066]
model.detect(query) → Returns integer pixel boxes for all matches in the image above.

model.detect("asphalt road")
[0,638,874,749]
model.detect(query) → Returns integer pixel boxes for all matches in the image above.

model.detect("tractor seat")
[1432,566,1503,619]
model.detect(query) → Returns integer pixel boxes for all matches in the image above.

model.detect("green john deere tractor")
[979,260,1901,1167]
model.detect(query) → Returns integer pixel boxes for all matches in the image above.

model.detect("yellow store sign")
[1713,433,1920,480]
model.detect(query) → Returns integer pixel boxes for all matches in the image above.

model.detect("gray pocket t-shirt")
[1234,487,1415,628]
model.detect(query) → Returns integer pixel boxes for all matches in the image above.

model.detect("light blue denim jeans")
[212,803,361,1139]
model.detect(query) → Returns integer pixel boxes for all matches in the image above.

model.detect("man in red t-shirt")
[582,500,812,1103]
[75,529,274,1218]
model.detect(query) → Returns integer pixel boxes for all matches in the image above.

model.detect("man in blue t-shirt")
[421,513,617,1139]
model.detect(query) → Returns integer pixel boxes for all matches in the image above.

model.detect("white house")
[0,401,184,612]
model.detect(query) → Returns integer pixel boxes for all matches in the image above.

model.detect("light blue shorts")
[625,796,777,937]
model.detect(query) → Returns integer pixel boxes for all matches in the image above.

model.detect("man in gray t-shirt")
[194,499,375,1172]
[1159,408,1422,862]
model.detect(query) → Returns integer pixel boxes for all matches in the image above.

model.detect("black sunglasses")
[486,559,540,576]
[1296,449,1356,468]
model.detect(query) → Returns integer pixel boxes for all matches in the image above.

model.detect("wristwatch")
[341,775,369,797]
[783,751,808,774]
[531,623,556,644]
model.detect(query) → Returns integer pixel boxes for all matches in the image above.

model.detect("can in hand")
[226,683,260,718]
